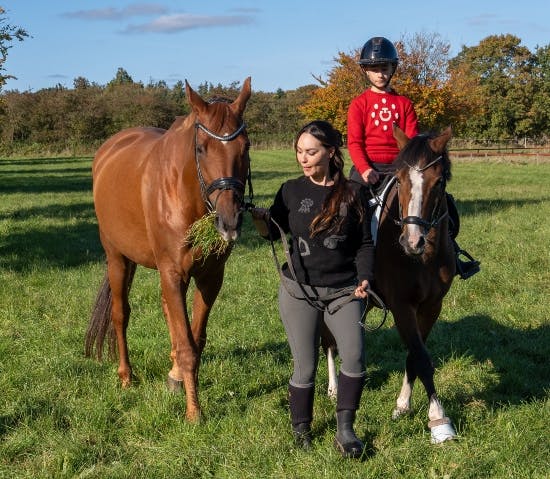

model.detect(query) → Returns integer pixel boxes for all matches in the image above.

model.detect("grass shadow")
[455,197,549,217]
[0,220,104,270]
[364,312,548,409]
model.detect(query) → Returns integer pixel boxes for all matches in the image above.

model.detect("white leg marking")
[428,395,457,443]
[392,371,414,419]
[326,346,338,400]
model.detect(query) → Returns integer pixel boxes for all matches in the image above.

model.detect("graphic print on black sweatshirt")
[298,198,313,213]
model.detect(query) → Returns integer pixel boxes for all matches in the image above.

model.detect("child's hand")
[362,168,379,184]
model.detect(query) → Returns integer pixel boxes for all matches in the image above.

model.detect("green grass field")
[0,152,548,478]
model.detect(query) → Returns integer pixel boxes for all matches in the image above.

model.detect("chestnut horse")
[325,126,458,443]
[85,78,252,422]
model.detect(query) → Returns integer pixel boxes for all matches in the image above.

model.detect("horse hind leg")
[106,253,137,387]
[392,359,416,420]
[320,322,338,400]
[326,346,338,400]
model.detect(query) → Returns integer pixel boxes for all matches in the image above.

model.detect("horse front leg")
[418,302,457,443]
[159,270,201,422]
[192,267,225,383]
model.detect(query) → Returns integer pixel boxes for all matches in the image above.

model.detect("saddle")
[367,175,397,245]
[349,164,397,246]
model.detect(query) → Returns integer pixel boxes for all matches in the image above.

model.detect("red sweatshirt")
[347,89,418,174]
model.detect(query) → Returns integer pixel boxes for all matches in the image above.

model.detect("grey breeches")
[278,277,366,387]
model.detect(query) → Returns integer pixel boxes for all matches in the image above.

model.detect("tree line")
[1,29,549,157]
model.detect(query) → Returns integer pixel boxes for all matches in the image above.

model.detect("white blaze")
[407,168,424,239]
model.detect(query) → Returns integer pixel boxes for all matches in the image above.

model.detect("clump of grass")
[184,212,231,260]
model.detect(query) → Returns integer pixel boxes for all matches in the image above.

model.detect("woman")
[251,120,374,458]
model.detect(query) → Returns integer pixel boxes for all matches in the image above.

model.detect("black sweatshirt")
[267,176,375,288]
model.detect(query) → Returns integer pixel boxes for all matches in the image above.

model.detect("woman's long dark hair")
[294,120,364,236]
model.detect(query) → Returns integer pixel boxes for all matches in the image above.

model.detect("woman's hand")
[354,279,370,298]
[250,207,270,237]
[250,207,268,221]
[361,168,379,185]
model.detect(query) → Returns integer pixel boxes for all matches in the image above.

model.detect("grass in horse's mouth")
[184,212,231,259]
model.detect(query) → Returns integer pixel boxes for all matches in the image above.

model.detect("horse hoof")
[186,409,202,423]
[166,375,183,392]
[428,417,457,444]
[391,406,412,420]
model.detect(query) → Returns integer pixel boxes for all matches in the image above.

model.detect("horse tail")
[85,271,116,360]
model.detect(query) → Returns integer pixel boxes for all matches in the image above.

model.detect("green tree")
[0,7,29,91]
[529,44,550,140]
[449,34,534,139]
[107,67,135,88]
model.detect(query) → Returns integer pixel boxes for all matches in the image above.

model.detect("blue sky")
[4,0,550,93]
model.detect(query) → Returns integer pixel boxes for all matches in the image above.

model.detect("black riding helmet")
[358,37,399,70]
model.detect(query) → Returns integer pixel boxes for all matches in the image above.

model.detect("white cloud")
[63,4,168,21]
[123,13,254,34]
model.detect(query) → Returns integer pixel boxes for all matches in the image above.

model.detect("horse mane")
[394,131,452,181]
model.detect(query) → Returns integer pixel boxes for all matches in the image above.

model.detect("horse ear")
[393,123,410,150]
[428,126,452,154]
[185,80,208,116]
[231,77,252,117]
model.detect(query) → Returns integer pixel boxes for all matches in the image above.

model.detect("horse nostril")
[417,236,425,249]
[214,212,242,242]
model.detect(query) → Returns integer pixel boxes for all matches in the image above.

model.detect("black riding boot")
[289,383,314,449]
[334,373,365,458]
[447,193,480,280]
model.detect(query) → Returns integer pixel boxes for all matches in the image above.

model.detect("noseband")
[395,155,448,231]
[193,120,253,213]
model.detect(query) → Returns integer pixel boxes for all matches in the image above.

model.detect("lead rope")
[264,214,389,331]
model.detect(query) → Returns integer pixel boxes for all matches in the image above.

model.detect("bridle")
[193,118,253,213]
[394,154,448,231]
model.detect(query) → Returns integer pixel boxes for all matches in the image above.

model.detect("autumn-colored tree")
[299,51,364,133]
[393,32,459,131]
[300,32,463,135]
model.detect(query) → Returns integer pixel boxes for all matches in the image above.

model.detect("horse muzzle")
[214,209,243,242]
[399,231,426,256]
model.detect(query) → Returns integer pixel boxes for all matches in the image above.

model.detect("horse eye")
[196,144,206,156]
